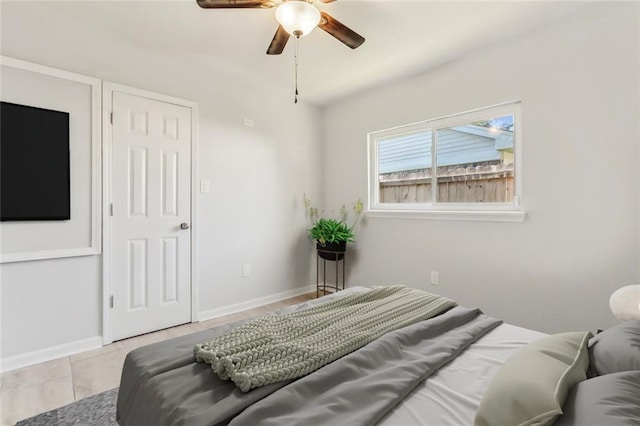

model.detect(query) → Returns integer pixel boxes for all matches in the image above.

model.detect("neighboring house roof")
[378,125,514,174]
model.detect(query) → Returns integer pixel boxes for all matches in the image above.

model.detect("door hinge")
[110,295,114,308]
[110,203,113,216]
[110,112,113,124]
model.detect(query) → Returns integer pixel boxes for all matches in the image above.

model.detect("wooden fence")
[379,163,514,203]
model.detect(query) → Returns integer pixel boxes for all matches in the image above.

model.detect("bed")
[116,286,640,426]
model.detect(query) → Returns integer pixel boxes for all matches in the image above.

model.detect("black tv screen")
[0,101,70,221]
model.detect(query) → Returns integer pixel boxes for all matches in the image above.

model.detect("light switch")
[200,179,210,194]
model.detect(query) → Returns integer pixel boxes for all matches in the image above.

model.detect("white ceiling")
[1,1,588,106]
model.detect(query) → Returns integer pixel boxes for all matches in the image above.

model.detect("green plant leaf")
[308,218,355,243]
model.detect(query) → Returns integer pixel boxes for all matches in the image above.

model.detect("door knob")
[180,222,190,230]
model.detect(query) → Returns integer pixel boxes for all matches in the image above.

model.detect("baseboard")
[198,285,316,322]
[1,287,316,372]
[0,336,103,373]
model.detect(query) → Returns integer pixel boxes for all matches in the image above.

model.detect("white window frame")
[367,102,525,222]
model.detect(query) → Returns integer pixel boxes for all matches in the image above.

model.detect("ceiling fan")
[196,0,365,55]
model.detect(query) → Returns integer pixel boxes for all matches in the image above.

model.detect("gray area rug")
[16,388,118,426]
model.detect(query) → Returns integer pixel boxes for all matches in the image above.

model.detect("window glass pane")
[435,114,515,203]
[378,130,432,204]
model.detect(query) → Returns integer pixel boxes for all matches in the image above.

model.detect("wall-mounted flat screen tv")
[0,101,70,221]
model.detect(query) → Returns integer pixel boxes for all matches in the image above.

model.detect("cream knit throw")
[194,285,457,392]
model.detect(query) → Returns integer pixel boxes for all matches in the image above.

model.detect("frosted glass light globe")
[276,0,320,38]
[609,285,640,321]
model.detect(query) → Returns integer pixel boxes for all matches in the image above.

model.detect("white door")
[110,91,192,341]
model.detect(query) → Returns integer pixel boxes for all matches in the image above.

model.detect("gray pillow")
[474,331,592,426]
[554,370,640,426]
[588,320,640,376]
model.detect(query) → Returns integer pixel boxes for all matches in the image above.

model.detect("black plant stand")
[316,249,346,298]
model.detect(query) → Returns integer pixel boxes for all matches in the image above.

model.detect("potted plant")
[304,195,363,261]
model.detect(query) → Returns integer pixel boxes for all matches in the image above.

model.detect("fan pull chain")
[294,36,299,104]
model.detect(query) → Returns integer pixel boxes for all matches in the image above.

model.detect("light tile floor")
[0,293,316,426]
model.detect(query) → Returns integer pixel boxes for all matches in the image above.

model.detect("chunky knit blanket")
[194,285,457,392]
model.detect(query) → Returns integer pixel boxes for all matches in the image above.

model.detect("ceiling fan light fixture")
[275,0,321,38]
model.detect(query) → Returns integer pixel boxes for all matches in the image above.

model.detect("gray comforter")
[116,291,501,426]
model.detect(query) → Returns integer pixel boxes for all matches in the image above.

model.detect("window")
[368,102,524,222]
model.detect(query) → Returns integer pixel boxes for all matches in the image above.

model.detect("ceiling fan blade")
[266,25,290,55]
[318,0,337,3]
[196,0,275,8]
[318,12,365,49]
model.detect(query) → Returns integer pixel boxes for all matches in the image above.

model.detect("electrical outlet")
[430,270,439,285]
[242,264,251,277]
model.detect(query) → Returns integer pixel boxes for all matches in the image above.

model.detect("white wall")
[0,3,322,362]
[322,3,640,334]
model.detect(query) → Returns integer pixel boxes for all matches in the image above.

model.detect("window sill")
[366,209,526,223]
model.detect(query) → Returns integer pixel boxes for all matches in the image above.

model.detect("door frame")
[101,82,199,345]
